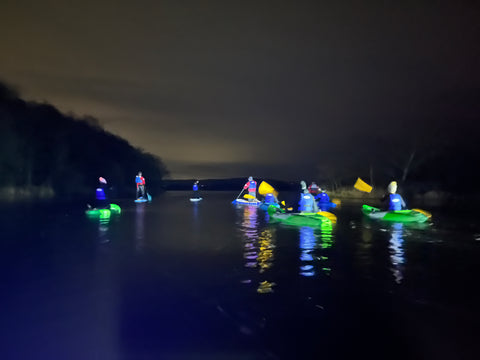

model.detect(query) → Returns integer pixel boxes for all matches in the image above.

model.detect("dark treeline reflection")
[0,82,168,198]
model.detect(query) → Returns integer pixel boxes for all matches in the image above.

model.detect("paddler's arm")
[400,195,407,209]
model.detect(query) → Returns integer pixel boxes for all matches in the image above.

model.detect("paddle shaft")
[236,188,245,199]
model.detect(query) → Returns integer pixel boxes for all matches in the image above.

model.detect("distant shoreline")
[0,183,472,208]
[0,186,55,201]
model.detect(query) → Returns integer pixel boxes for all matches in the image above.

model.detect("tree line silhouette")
[0,82,168,198]
[315,97,480,196]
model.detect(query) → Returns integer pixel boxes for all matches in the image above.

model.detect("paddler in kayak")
[382,181,406,211]
[315,188,332,211]
[192,180,200,199]
[299,181,319,213]
[315,188,330,203]
[135,171,146,200]
[263,193,278,206]
[94,177,110,209]
[243,176,257,201]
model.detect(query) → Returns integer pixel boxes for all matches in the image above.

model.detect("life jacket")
[264,193,275,204]
[316,192,330,203]
[389,193,402,211]
[135,176,145,185]
[193,184,198,191]
[308,184,319,194]
[299,193,316,212]
[245,180,257,191]
[96,187,106,200]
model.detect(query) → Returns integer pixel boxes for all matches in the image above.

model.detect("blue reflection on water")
[299,227,316,277]
[299,222,334,277]
[135,203,146,252]
[389,222,405,284]
[241,206,259,269]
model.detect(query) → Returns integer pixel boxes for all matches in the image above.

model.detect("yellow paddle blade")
[258,181,279,197]
[332,198,341,206]
[317,211,337,223]
[243,194,256,199]
[281,201,285,206]
[354,178,373,193]
[412,208,432,218]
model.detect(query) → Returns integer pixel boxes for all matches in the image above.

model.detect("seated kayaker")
[315,188,332,211]
[315,188,330,203]
[94,177,110,209]
[243,176,257,201]
[263,193,278,205]
[299,181,319,213]
[192,180,200,199]
[382,181,406,211]
[308,182,320,195]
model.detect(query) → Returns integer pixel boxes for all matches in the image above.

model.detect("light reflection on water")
[240,206,260,269]
[299,221,334,277]
[238,206,276,293]
[257,228,275,273]
[135,203,146,252]
[359,218,430,284]
[389,222,405,284]
[299,227,316,277]
[238,204,336,283]
[97,214,111,244]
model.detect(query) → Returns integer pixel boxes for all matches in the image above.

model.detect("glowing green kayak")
[267,205,332,227]
[85,204,121,218]
[362,205,431,223]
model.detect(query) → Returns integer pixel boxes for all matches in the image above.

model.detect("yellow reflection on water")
[239,206,277,293]
[257,280,276,294]
[257,228,275,273]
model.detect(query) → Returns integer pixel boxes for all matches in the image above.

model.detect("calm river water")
[0,191,479,360]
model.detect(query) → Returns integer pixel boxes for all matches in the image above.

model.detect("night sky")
[1,0,479,179]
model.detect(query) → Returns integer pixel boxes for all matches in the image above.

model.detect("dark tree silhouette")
[0,81,168,198]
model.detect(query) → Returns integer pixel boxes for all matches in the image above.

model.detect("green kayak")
[362,205,431,223]
[267,205,332,227]
[85,204,121,218]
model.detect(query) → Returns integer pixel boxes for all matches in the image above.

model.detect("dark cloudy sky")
[1,0,479,179]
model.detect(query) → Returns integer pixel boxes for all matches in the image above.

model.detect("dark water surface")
[1,192,479,360]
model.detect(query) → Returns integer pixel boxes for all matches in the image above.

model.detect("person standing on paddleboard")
[135,171,146,199]
[243,176,257,201]
[192,180,200,199]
